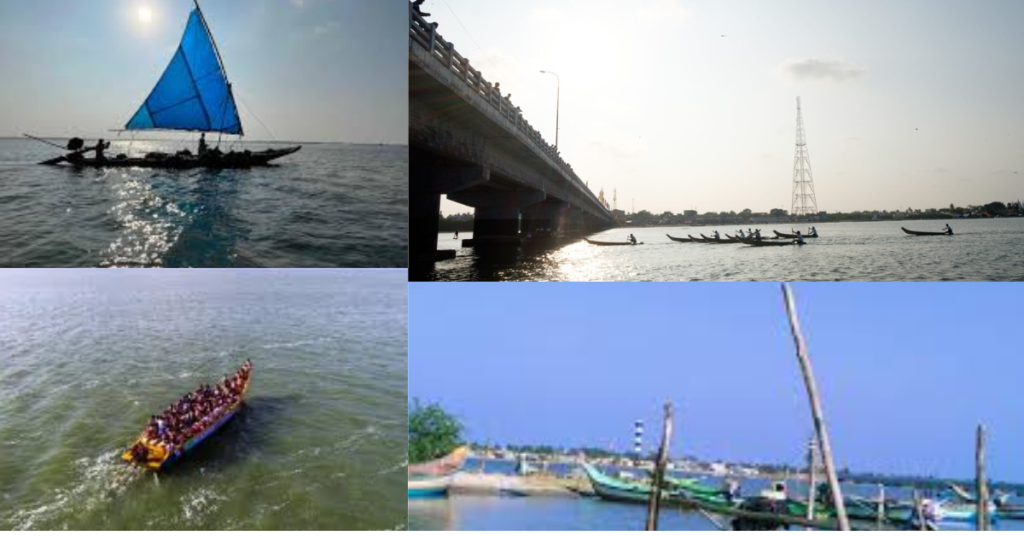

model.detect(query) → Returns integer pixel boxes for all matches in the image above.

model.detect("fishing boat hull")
[901,227,952,236]
[584,238,642,246]
[53,147,302,169]
[408,476,453,498]
[666,234,693,243]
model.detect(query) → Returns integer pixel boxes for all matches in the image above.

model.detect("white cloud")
[778,57,868,83]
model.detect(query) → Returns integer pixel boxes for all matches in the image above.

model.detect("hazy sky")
[431,0,1024,215]
[0,0,407,143]
[411,282,1024,481]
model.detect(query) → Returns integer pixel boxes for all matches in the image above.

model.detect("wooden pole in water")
[806,438,817,528]
[645,402,673,531]
[913,490,927,531]
[781,284,851,531]
[977,424,989,531]
[876,484,885,529]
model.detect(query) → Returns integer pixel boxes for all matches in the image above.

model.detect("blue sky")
[411,282,1024,481]
[431,0,1024,215]
[0,0,407,143]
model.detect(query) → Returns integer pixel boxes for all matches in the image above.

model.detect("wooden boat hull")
[584,238,642,246]
[408,476,453,498]
[666,234,693,243]
[688,235,706,243]
[582,463,733,508]
[741,239,796,247]
[902,227,952,236]
[49,146,302,169]
[774,231,817,239]
[699,234,733,244]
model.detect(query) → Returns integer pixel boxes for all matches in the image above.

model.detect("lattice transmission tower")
[791,97,818,217]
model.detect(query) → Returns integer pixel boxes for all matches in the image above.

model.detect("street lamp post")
[540,70,560,150]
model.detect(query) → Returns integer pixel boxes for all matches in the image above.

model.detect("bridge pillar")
[521,200,570,237]
[448,191,546,247]
[410,159,491,264]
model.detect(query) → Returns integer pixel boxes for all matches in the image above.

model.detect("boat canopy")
[126,7,242,135]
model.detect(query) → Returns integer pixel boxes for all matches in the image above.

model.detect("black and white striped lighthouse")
[633,419,644,459]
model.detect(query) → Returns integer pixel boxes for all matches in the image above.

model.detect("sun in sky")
[137,5,153,25]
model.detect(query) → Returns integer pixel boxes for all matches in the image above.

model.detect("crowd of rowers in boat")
[703,227,818,243]
[130,360,251,458]
[60,133,234,164]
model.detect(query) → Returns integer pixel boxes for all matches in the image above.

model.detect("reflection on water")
[416,219,1024,281]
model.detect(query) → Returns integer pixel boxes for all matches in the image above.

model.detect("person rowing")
[943,224,952,234]
[808,226,817,237]
[737,229,746,239]
[754,229,762,240]
[795,230,805,244]
[628,233,637,245]
[713,230,721,239]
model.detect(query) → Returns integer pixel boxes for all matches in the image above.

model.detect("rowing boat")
[40,2,300,168]
[774,230,818,239]
[666,234,694,243]
[700,234,735,244]
[902,227,953,236]
[122,367,250,471]
[584,238,643,246]
[581,463,735,507]
[409,446,469,498]
[741,238,797,247]
[688,234,706,243]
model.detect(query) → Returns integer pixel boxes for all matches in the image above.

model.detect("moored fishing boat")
[408,446,469,498]
[582,463,734,507]
[902,227,953,236]
[35,1,300,169]
[122,361,251,471]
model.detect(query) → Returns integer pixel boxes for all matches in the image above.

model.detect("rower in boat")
[808,226,818,237]
[795,231,805,244]
[943,223,953,234]
[737,229,746,239]
[753,229,762,240]
[713,230,721,239]
[629,233,638,245]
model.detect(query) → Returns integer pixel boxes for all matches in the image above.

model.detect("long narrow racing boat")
[123,363,250,471]
[584,238,643,246]
[774,230,817,239]
[700,234,735,244]
[902,227,953,236]
[741,238,798,247]
[666,234,694,243]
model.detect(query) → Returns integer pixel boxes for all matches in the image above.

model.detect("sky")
[429,0,1024,216]
[410,282,1024,482]
[0,0,407,144]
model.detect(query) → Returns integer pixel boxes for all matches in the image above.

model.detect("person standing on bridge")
[412,0,430,18]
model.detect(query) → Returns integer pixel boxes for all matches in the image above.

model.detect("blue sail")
[126,8,242,135]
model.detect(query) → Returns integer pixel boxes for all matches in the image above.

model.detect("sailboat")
[38,1,300,169]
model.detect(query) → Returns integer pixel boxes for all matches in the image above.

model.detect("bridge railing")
[409,3,607,213]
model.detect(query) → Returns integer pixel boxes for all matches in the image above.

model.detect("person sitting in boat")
[713,230,721,239]
[753,229,761,240]
[628,233,637,244]
[737,229,746,239]
[809,226,817,237]
[95,139,109,162]
[943,223,952,234]
[198,133,209,158]
[795,231,805,244]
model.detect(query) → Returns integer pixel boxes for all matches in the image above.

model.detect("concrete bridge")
[408,4,615,263]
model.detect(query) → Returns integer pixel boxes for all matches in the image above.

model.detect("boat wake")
[5,450,136,530]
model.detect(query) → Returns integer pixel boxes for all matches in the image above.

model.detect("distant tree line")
[438,212,473,233]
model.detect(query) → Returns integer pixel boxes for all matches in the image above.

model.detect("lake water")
[0,139,408,268]
[416,218,1024,281]
[0,270,408,530]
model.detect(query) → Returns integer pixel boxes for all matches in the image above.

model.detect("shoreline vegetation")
[440,201,1024,233]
